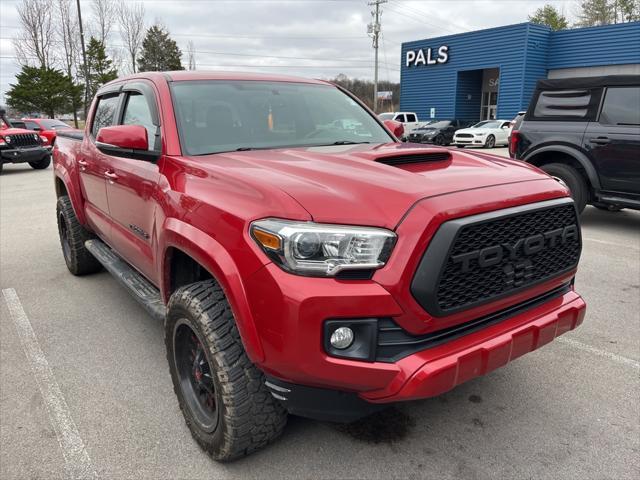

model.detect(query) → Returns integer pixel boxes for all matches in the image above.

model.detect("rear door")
[585,86,640,194]
[79,91,121,239]
[103,81,162,283]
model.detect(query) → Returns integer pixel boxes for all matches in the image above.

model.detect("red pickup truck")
[53,71,586,461]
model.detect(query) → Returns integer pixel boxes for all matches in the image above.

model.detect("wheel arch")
[524,145,600,191]
[53,167,87,224]
[161,219,266,364]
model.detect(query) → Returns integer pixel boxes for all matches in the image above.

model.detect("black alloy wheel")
[173,320,220,433]
[434,134,445,146]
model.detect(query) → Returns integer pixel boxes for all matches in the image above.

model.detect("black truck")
[510,75,640,213]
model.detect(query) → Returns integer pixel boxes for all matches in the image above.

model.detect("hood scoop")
[375,151,451,166]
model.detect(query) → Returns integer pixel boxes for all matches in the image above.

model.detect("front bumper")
[454,137,485,145]
[0,146,49,164]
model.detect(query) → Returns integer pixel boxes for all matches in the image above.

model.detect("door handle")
[589,137,610,145]
[104,171,119,183]
[78,159,88,171]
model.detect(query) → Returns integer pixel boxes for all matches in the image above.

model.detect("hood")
[188,143,552,229]
[455,127,494,135]
[413,127,439,134]
[0,127,38,136]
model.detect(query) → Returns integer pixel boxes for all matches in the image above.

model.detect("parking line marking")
[557,336,640,370]
[2,288,96,480]
[583,237,639,250]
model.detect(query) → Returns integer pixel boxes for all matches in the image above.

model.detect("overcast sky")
[0,0,578,105]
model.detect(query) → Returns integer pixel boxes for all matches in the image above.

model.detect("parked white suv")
[378,112,420,134]
[453,119,512,148]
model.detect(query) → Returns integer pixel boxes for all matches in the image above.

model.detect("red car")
[22,118,71,145]
[53,71,586,461]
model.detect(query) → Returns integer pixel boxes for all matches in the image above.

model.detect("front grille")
[411,198,581,316]
[5,133,40,148]
[456,133,474,138]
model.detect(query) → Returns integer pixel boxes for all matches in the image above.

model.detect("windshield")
[472,120,501,128]
[171,80,392,155]
[39,119,70,129]
[420,121,450,129]
[378,113,394,120]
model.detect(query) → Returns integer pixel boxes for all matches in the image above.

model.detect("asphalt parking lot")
[1,158,639,480]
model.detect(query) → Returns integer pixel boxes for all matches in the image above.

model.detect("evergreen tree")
[84,36,118,99]
[529,4,569,30]
[137,25,184,72]
[6,65,82,118]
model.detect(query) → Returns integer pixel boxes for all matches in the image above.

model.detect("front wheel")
[29,156,51,170]
[540,163,588,213]
[484,135,495,149]
[166,280,287,461]
[433,135,445,146]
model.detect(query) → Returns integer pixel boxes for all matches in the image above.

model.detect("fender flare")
[524,144,601,190]
[160,218,265,363]
[53,164,87,224]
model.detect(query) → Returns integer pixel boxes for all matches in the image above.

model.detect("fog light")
[330,327,354,349]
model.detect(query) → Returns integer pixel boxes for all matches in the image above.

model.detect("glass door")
[480,92,498,120]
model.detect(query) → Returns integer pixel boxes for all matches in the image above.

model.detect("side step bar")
[85,239,166,322]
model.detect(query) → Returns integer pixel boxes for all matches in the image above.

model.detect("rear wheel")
[484,135,495,149]
[29,156,51,170]
[539,163,588,213]
[166,280,287,461]
[434,134,444,146]
[56,195,102,275]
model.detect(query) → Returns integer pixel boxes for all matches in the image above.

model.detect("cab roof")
[105,70,332,86]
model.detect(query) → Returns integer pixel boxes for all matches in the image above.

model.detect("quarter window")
[600,87,640,126]
[406,114,417,122]
[122,92,156,150]
[91,94,120,138]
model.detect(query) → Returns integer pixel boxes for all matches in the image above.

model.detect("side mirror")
[383,119,404,139]
[96,125,159,161]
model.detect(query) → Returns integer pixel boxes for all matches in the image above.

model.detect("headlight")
[39,135,48,143]
[474,132,486,137]
[250,218,396,277]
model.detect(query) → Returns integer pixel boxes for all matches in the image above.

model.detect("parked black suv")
[407,119,470,145]
[511,75,640,213]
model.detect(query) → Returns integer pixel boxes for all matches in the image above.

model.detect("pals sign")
[405,46,449,67]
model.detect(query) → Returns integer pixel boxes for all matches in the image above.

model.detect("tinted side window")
[395,114,406,123]
[91,94,120,138]
[24,121,39,130]
[122,92,156,150]
[533,89,592,119]
[600,87,640,125]
[406,114,416,122]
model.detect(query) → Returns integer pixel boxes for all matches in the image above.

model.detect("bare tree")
[118,1,146,74]
[56,0,81,126]
[90,0,117,45]
[187,41,196,70]
[13,0,56,68]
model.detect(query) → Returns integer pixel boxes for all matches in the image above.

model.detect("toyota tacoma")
[53,71,586,461]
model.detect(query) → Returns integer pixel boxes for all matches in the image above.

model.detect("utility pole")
[368,0,386,113]
[76,0,90,119]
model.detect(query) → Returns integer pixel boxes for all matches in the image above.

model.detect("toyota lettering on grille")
[450,225,579,276]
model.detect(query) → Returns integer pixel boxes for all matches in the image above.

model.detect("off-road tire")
[56,195,102,275]
[165,280,287,461]
[29,156,51,170]
[540,163,588,213]
[484,135,495,149]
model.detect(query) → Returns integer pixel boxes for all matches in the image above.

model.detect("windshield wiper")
[326,140,372,145]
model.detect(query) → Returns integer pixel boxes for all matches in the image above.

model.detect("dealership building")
[400,21,640,122]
